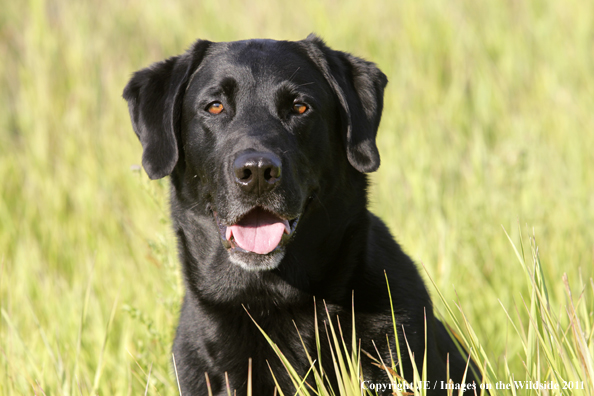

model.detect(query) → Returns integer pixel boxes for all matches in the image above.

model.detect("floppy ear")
[123,40,211,179]
[301,35,388,173]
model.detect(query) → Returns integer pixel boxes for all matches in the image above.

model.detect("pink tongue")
[226,208,290,254]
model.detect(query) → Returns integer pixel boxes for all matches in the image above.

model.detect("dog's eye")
[206,101,224,115]
[292,102,308,115]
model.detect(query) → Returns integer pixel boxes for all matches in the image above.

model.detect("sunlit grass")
[249,228,593,395]
[1,0,593,394]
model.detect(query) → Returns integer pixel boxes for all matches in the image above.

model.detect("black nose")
[233,151,282,195]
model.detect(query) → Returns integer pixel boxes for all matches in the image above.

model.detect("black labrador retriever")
[123,35,477,395]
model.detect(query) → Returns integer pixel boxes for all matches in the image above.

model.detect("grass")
[1,0,593,394]
[256,228,593,396]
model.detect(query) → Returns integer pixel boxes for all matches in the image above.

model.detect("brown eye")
[207,101,224,114]
[292,102,308,115]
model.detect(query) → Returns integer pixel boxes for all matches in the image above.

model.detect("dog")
[123,35,477,395]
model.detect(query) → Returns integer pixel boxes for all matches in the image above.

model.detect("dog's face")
[181,40,338,270]
[123,36,387,271]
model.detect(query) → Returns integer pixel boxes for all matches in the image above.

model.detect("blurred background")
[1,0,593,394]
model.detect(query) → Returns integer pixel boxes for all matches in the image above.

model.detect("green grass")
[1,0,593,394]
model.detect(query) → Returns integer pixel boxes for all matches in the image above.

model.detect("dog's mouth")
[214,207,300,255]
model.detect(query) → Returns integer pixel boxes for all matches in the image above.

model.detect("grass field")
[1,0,593,394]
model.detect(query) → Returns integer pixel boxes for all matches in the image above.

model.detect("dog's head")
[123,35,387,271]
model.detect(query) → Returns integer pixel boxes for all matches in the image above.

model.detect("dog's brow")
[287,67,301,82]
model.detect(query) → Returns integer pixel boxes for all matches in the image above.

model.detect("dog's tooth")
[226,227,232,240]
[283,220,290,234]
[221,238,232,249]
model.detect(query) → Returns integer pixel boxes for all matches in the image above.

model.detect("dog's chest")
[202,306,326,394]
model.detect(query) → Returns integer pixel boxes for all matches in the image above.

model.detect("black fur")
[123,35,478,395]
